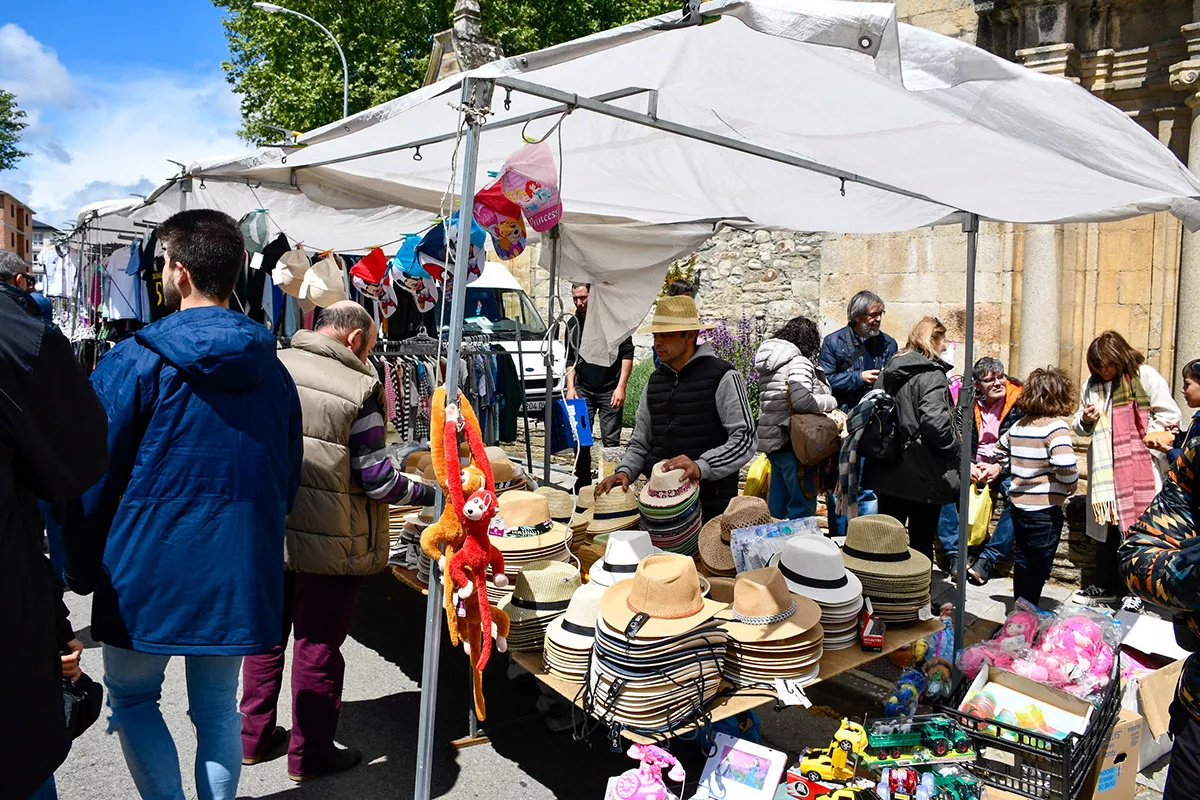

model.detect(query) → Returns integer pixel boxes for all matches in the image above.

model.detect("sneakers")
[288,746,363,782]
[1121,595,1145,613]
[243,726,288,766]
[968,558,993,587]
[945,557,958,584]
[1072,585,1117,606]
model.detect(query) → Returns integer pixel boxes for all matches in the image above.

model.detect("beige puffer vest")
[279,330,389,576]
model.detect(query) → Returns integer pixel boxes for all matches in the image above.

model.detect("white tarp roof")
[135,0,1200,361]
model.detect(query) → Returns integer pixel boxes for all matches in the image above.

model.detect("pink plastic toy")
[608,744,686,800]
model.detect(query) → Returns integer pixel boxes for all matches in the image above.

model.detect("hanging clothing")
[37,244,77,298]
[100,246,141,321]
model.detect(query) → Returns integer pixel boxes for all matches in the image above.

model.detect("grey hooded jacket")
[753,338,837,454]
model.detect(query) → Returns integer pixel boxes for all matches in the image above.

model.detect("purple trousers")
[240,571,362,776]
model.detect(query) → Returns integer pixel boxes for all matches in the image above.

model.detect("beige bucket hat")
[600,553,726,639]
[637,295,716,335]
[698,496,773,574]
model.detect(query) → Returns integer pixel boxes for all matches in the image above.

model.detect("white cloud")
[0,23,76,106]
[0,25,246,228]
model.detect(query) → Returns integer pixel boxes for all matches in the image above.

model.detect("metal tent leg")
[952,213,979,669]
[413,75,492,800]
[543,226,560,486]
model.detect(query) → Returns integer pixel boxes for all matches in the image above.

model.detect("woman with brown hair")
[863,316,960,559]
[1072,330,1181,610]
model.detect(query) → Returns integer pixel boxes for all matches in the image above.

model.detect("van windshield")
[439,287,547,339]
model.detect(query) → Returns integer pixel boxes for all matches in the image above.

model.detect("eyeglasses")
[976,375,1005,386]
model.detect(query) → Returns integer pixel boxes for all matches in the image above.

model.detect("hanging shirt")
[101,246,140,321]
[38,245,77,298]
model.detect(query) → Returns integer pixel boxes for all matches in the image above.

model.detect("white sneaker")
[1072,585,1116,606]
[1120,595,1144,613]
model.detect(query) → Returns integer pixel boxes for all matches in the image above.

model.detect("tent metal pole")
[953,212,979,672]
[413,75,492,800]
[544,226,560,485]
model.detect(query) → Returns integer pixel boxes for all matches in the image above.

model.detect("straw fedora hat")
[498,559,581,624]
[590,530,663,587]
[720,568,822,644]
[842,514,932,579]
[575,484,595,513]
[771,535,864,606]
[588,485,641,534]
[698,496,773,574]
[637,295,716,335]
[600,553,726,639]
[638,461,699,510]
[535,487,575,524]
[493,491,571,552]
[402,503,438,528]
[545,582,607,652]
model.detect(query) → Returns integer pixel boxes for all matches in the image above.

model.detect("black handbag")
[63,672,103,739]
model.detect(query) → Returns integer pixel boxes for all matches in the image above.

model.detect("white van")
[435,261,567,410]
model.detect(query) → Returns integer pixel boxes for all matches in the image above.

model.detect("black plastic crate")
[939,665,1121,800]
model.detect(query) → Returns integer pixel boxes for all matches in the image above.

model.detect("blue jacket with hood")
[66,307,303,655]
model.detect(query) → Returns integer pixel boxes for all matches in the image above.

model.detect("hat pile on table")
[486,490,571,604]
[498,559,581,652]
[535,487,587,550]
[389,501,435,571]
[588,530,663,587]
[698,496,774,577]
[485,446,529,492]
[841,515,932,623]
[637,462,703,555]
[719,568,824,687]
[773,535,864,650]
[587,554,729,733]
[587,484,641,536]
[543,583,606,682]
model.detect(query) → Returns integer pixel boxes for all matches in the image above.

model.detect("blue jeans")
[103,645,244,800]
[825,461,877,536]
[28,777,57,800]
[937,479,1014,565]
[767,450,819,520]
[1010,506,1065,606]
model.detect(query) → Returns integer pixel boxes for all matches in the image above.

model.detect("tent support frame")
[544,226,560,485]
[952,213,979,662]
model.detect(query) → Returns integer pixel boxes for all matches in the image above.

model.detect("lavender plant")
[704,314,768,419]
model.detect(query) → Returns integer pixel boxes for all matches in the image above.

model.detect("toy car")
[816,787,882,800]
[798,719,870,783]
[867,716,972,759]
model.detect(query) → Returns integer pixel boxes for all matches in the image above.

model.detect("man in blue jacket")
[64,209,303,800]
[819,290,898,535]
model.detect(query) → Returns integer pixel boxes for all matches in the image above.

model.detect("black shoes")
[243,726,288,766]
[288,746,363,782]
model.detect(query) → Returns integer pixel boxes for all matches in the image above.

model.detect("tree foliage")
[0,90,29,172]
[215,0,681,144]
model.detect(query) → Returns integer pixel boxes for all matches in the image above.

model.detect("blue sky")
[1,2,246,227]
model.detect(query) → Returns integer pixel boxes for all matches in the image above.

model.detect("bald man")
[240,301,432,781]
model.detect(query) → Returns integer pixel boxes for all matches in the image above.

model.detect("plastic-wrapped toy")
[955,605,1040,680]
[884,669,927,718]
[1013,611,1118,702]
[607,744,686,800]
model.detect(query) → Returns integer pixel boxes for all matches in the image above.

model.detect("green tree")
[215,0,680,144]
[0,90,29,172]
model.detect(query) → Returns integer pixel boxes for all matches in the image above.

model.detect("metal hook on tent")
[504,87,513,111]
[840,178,846,197]
[281,154,288,165]
[413,146,423,162]
[199,178,206,190]
[522,107,573,144]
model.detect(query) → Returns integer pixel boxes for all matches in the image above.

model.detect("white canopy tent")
[91,2,1200,794]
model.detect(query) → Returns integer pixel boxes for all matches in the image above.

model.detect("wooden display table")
[510,618,943,745]
[390,564,429,595]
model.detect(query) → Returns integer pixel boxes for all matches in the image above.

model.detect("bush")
[622,359,656,428]
[706,315,769,420]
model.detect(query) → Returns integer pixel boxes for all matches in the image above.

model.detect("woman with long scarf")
[1072,330,1181,610]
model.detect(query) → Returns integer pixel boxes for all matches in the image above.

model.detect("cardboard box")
[860,598,884,652]
[959,664,1094,739]
[1118,612,1185,769]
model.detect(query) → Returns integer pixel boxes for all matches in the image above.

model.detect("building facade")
[0,190,34,266]
[31,219,59,252]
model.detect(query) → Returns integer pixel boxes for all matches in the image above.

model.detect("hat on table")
[405,450,431,473]
[589,530,663,587]
[600,554,726,640]
[636,295,716,335]
[638,461,699,511]
[588,485,641,534]
[698,496,774,575]
[771,535,864,607]
[841,515,933,580]
[402,502,438,528]
[499,560,581,651]
[719,568,822,644]
[492,491,571,553]
[535,487,574,525]
[545,582,606,659]
[575,485,595,515]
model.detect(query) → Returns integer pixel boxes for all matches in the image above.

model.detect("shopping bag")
[743,453,771,499]
[550,397,594,453]
[967,483,993,547]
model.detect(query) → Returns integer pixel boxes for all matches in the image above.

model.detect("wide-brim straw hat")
[771,535,864,607]
[575,484,595,514]
[499,559,581,624]
[636,295,716,335]
[589,530,664,587]
[588,485,641,534]
[535,486,575,524]
[698,495,774,574]
[841,514,933,579]
[402,503,438,528]
[493,490,572,553]
[600,553,726,639]
[545,582,607,652]
[719,568,822,644]
[638,461,699,510]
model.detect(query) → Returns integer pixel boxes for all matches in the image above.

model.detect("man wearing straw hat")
[597,295,756,522]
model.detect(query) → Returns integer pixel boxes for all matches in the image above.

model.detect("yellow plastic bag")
[967,483,993,547]
[743,453,771,499]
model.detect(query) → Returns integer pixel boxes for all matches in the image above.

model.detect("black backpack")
[853,390,905,463]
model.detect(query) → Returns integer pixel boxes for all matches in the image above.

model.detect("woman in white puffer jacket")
[754,316,838,519]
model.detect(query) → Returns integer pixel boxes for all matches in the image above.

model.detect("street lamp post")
[251,2,349,119]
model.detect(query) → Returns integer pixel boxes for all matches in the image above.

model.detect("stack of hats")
[498,560,581,652]
[543,583,606,682]
[535,487,587,550]
[720,568,824,687]
[589,530,663,587]
[572,485,595,541]
[587,485,641,537]
[485,446,529,493]
[389,502,436,571]
[486,490,571,605]
[590,554,730,733]
[698,496,774,577]
[841,515,932,623]
[774,535,864,650]
[637,462,703,555]
[404,450,431,473]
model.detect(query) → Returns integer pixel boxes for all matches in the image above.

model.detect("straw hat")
[636,295,715,335]
[588,485,641,534]
[402,503,438,528]
[590,530,663,587]
[698,496,773,574]
[493,491,571,552]
[498,559,581,625]
[600,554,726,639]
[535,487,575,524]
[841,515,933,579]
[405,450,431,473]
[545,582,607,652]
[720,568,822,644]
[771,535,864,606]
[638,461,699,510]
[575,485,595,514]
